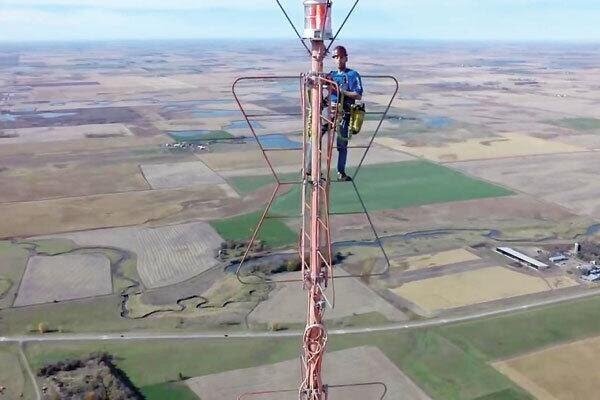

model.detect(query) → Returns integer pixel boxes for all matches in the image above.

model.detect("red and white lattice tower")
[234,1,396,399]
[299,1,334,399]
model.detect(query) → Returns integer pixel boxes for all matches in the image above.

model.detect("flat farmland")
[14,254,112,306]
[48,221,223,288]
[269,161,514,216]
[0,162,148,203]
[493,336,600,400]
[187,346,431,400]
[141,160,227,189]
[0,241,30,308]
[0,346,26,400]
[0,135,168,158]
[398,248,481,270]
[248,271,407,325]
[376,133,585,163]
[452,152,600,219]
[196,146,296,171]
[0,186,227,238]
[214,161,513,247]
[0,123,133,144]
[392,266,578,314]
[328,194,591,249]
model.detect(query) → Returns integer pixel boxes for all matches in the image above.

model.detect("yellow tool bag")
[349,102,365,135]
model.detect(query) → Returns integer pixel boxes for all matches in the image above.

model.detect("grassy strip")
[0,278,11,298]
[210,210,297,248]
[141,382,199,400]
[169,130,233,142]
[0,241,30,308]
[545,117,600,131]
[0,345,26,399]
[20,239,77,256]
[437,295,600,361]
[473,388,528,400]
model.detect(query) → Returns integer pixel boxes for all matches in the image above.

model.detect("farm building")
[496,247,549,270]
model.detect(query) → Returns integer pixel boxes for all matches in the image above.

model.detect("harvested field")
[0,135,168,158]
[392,266,578,313]
[0,186,227,238]
[493,336,600,400]
[141,161,227,189]
[210,143,414,178]
[14,254,112,306]
[196,149,301,174]
[0,162,148,203]
[0,124,133,145]
[186,346,431,400]
[376,133,586,162]
[364,194,590,243]
[47,221,223,288]
[248,271,407,325]
[452,152,600,220]
[399,248,480,270]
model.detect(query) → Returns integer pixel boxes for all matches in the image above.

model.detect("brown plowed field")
[14,254,112,306]
[452,152,600,220]
[47,221,223,288]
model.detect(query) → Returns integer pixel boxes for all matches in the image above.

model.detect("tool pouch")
[349,102,366,135]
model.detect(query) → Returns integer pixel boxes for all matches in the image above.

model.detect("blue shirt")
[330,68,363,106]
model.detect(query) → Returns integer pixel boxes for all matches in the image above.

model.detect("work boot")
[337,172,352,182]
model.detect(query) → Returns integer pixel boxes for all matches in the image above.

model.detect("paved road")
[3,287,600,344]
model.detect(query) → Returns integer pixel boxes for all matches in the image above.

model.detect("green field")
[233,161,512,215]
[210,209,297,248]
[19,238,77,256]
[228,175,278,196]
[215,161,512,247]
[0,241,30,308]
[141,382,199,400]
[546,117,600,131]
[169,130,234,142]
[438,294,600,360]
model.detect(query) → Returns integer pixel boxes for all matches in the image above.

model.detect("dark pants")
[336,113,351,175]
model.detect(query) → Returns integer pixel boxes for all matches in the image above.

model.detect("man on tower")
[330,45,363,181]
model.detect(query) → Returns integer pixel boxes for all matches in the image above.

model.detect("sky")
[1,0,600,42]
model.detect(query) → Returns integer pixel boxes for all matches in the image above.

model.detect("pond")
[0,111,76,121]
[257,134,302,150]
[423,116,454,128]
